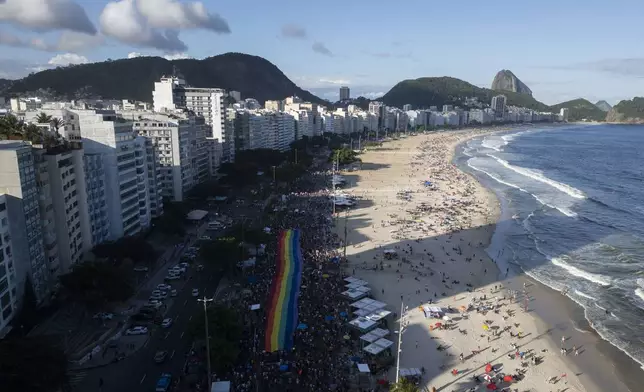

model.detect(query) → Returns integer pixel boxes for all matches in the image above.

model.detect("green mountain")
[0,78,12,93]
[3,53,328,105]
[549,98,606,121]
[594,100,612,112]
[380,77,550,111]
[606,97,644,123]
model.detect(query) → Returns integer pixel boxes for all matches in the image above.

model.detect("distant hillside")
[380,77,549,111]
[606,97,644,123]
[491,70,533,96]
[3,53,328,105]
[549,98,607,121]
[0,79,12,94]
[595,100,612,112]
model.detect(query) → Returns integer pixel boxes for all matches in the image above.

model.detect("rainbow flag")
[265,229,303,352]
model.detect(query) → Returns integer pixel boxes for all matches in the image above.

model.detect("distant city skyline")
[1,0,644,105]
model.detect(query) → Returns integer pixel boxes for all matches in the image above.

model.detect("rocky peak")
[491,70,532,96]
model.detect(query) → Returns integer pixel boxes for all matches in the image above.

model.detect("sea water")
[455,124,644,368]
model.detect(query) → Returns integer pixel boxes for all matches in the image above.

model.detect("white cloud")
[99,0,230,51]
[318,78,350,85]
[0,0,96,34]
[0,28,102,52]
[128,52,144,58]
[136,0,230,32]
[163,53,192,60]
[48,53,89,66]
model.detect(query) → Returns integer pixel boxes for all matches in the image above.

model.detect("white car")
[199,235,211,241]
[93,312,114,320]
[148,299,163,306]
[178,262,189,269]
[191,289,199,297]
[125,326,148,335]
[157,284,171,291]
[165,275,180,281]
[170,289,178,297]
[161,318,173,328]
[133,266,149,272]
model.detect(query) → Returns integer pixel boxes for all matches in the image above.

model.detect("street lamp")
[197,296,215,389]
[395,301,405,383]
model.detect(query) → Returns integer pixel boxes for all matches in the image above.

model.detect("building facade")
[339,86,350,101]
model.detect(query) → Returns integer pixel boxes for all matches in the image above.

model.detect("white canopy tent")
[341,289,368,300]
[348,317,378,332]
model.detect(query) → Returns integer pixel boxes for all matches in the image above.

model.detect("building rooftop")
[0,140,31,150]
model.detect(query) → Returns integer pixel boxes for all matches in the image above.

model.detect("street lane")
[77,263,221,392]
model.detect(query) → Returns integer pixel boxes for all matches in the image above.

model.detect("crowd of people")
[220,159,373,392]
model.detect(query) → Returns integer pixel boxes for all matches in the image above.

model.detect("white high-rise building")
[560,107,570,122]
[0,141,49,336]
[82,154,111,246]
[132,112,209,202]
[44,148,88,274]
[74,110,151,238]
[152,76,231,163]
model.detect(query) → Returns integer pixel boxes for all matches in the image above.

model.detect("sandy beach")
[334,129,638,392]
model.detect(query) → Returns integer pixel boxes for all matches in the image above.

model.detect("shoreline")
[334,128,639,391]
[456,129,644,392]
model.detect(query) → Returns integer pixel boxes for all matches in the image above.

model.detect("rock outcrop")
[491,70,532,96]
[594,100,612,112]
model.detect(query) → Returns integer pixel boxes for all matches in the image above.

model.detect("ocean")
[455,124,644,369]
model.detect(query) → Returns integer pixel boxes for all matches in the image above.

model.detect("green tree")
[389,378,420,392]
[0,114,24,139]
[35,112,53,124]
[188,305,242,373]
[0,336,68,392]
[199,237,248,274]
[330,147,360,165]
[92,236,157,264]
[59,262,134,308]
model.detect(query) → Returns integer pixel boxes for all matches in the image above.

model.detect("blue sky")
[1,0,644,105]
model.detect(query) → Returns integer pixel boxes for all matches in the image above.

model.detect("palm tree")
[23,123,43,143]
[0,114,25,139]
[35,112,53,124]
[390,378,420,392]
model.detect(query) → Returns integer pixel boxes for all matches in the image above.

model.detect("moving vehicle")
[125,326,148,335]
[155,373,172,392]
[93,312,114,321]
[161,318,172,328]
[157,283,171,291]
[154,351,168,364]
[191,289,199,297]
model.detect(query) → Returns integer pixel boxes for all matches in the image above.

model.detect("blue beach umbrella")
[297,323,308,330]
[325,315,335,321]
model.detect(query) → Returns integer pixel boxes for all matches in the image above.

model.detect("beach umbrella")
[325,315,335,321]
[339,311,348,318]
[459,305,467,312]
[442,315,450,321]
[503,375,513,383]
[485,363,492,373]
[297,323,308,330]
[482,324,489,331]
[322,274,330,278]
[279,364,289,371]
[486,383,497,390]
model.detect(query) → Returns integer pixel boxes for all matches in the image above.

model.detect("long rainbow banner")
[265,229,303,352]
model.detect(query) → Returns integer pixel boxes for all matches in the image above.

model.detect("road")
[73,265,223,392]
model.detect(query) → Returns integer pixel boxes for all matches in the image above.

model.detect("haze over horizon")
[1,0,643,105]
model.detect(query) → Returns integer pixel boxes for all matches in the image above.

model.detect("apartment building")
[289,110,315,139]
[0,142,49,317]
[264,100,284,112]
[24,109,82,143]
[32,148,60,287]
[45,148,87,273]
[82,154,111,246]
[0,194,17,337]
[74,110,150,238]
[153,76,232,163]
[491,95,507,118]
[131,112,208,202]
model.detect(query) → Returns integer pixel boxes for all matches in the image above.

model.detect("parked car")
[178,262,189,269]
[191,289,199,297]
[170,289,178,297]
[154,350,168,364]
[148,299,163,307]
[157,283,171,291]
[133,266,149,272]
[93,312,114,320]
[196,264,204,271]
[161,318,173,328]
[125,326,148,335]
[199,235,211,241]
[155,373,172,392]
[165,275,180,281]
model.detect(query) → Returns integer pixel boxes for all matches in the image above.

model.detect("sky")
[1,0,644,105]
